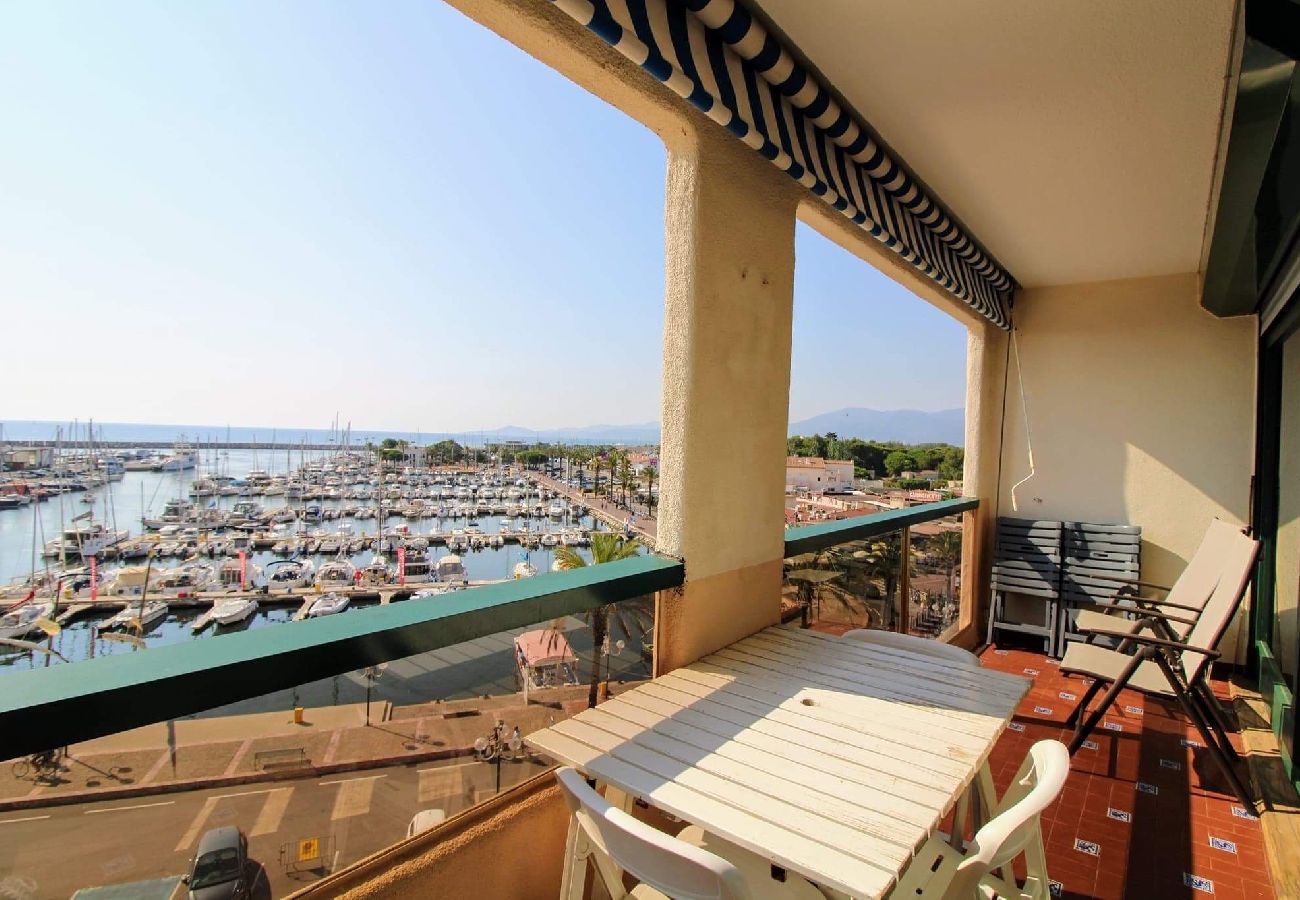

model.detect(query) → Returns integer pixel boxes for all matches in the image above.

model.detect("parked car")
[407,808,447,837]
[183,826,248,900]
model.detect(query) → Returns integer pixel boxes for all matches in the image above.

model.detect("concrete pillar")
[653,125,800,674]
[956,322,1009,646]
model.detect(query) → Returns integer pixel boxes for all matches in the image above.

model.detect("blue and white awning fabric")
[548,0,1016,328]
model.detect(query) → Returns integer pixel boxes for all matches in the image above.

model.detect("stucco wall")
[291,774,569,900]
[997,273,1256,657]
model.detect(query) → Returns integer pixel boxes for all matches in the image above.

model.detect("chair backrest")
[991,519,1062,600]
[554,767,751,900]
[949,741,1070,894]
[1060,522,1141,608]
[1154,519,1249,639]
[840,629,980,668]
[1177,524,1260,685]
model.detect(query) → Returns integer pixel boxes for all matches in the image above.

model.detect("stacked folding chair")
[986,519,1064,657]
[1057,522,1142,652]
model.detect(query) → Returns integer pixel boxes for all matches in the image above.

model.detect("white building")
[785,457,854,492]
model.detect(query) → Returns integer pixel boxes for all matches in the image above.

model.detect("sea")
[0,445,652,715]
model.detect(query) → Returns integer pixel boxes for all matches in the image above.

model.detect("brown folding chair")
[1069,518,1243,644]
[1059,522,1260,809]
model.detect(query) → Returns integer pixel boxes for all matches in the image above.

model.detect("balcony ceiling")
[750,0,1239,288]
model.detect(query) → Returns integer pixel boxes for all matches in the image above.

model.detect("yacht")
[540,532,558,548]
[217,558,259,589]
[42,523,129,560]
[159,450,198,472]
[0,602,54,640]
[144,498,197,530]
[104,600,168,631]
[0,493,33,510]
[316,560,357,587]
[400,551,433,584]
[512,560,538,579]
[154,562,216,594]
[212,596,258,626]
[362,555,391,584]
[434,554,468,585]
[268,559,315,588]
[547,499,567,518]
[306,592,350,617]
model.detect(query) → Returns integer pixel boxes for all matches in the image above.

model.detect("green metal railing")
[0,554,684,759]
[783,498,979,637]
[783,497,979,556]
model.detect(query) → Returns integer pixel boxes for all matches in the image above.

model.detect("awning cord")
[1009,329,1036,512]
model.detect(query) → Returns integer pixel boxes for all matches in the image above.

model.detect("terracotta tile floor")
[976,645,1274,900]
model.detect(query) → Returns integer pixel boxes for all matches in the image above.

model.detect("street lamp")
[474,719,524,793]
[363,664,386,726]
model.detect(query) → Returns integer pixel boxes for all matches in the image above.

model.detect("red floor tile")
[979,645,1276,899]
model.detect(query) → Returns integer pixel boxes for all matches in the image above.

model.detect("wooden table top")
[527,625,1030,898]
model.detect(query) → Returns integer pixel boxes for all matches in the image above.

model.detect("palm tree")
[618,455,634,507]
[591,455,603,500]
[927,530,963,619]
[555,532,643,707]
[857,537,915,629]
[641,465,657,515]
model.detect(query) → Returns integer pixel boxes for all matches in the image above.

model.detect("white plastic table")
[526,625,1031,899]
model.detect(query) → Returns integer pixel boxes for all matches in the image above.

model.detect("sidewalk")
[0,684,616,812]
[534,473,657,543]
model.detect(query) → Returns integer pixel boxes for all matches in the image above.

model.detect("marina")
[0,440,652,678]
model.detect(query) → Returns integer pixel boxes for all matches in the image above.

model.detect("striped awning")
[548,0,1016,328]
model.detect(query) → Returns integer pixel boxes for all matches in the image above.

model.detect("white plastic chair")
[839,629,980,668]
[890,740,1069,900]
[555,767,751,900]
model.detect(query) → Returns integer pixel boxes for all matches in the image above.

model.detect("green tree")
[883,450,916,476]
[425,439,465,465]
[555,533,643,707]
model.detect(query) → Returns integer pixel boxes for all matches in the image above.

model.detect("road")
[0,755,549,899]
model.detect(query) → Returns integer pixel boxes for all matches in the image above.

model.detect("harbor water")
[0,448,653,710]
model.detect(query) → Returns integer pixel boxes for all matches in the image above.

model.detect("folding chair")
[890,740,1069,899]
[1059,523,1260,808]
[1057,521,1141,651]
[1068,518,1241,645]
[986,519,1063,656]
[839,628,981,668]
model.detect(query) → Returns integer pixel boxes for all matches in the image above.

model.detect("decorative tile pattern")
[975,645,1275,899]
[1210,836,1238,854]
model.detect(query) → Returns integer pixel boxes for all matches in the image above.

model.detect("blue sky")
[2,1,967,433]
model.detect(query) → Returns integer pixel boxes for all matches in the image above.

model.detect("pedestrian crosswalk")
[250,787,292,837]
[168,764,525,856]
[327,776,380,821]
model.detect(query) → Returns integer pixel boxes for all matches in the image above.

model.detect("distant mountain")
[788,407,964,445]
[3,409,962,447]
[479,423,662,444]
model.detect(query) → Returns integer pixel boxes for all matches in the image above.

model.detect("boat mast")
[56,425,66,570]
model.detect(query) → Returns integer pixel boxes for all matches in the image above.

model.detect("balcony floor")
[976,646,1273,900]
